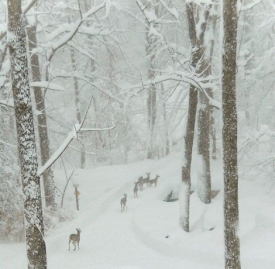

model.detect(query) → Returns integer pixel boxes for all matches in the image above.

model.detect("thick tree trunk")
[8,1,47,268]
[222,0,241,268]
[27,23,56,208]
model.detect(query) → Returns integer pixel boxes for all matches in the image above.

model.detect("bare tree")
[8,0,47,268]
[196,5,212,205]
[27,15,56,208]
[179,2,210,232]
[145,0,158,159]
[222,0,241,268]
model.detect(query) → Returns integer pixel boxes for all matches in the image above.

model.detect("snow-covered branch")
[123,72,220,109]
[37,98,116,176]
[30,81,64,91]
[50,71,124,104]
[47,2,106,61]
[79,126,116,133]
[0,99,14,108]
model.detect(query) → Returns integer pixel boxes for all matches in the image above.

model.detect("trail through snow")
[1,152,275,268]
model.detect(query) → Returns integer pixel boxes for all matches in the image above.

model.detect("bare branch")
[37,97,116,176]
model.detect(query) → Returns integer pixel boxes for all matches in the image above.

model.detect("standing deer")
[133,182,139,198]
[142,172,151,187]
[149,174,160,187]
[68,228,81,251]
[120,194,127,212]
[138,176,144,191]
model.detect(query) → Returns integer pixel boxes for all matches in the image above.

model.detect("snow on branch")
[0,99,14,108]
[47,1,106,61]
[30,81,64,91]
[123,73,221,109]
[37,98,116,176]
[159,0,179,19]
[50,71,124,104]
[0,139,16,148]
[79,126,116,132]
[240,0,262,11]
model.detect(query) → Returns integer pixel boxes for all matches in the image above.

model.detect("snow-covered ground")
[1,152,275,269]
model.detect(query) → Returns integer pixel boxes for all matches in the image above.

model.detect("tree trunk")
[179,85,198,232]
[70,48,85,168]
[161,83,169,156]
[8,1,47,268]
[146,1,158,160]
[27,23,56,208]
[195,5,212,205]
[179,2,209,231]
[222,0,241,268]
[147,83,157,159]
[197,89,211,204]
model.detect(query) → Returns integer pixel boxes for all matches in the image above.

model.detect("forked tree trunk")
[179,2,209,231]
[222,0,241,268]
[8,1,47,268]
[27,23,56,208]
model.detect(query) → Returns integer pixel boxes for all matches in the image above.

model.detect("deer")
[142,172,151,187]
[120,194,127,212]
[133,182,139,198]
[68,228,81,251]
[149,174,160,187]
[138,176,144,191]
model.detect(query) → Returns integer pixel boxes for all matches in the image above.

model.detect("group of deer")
[68,174,160,249]
[120,173,160,213]
[134,173,160,197]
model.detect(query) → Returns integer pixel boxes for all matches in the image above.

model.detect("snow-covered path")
[2,152,275,269]
[47,177,214,269]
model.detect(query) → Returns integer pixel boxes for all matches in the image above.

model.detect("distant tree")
[8,0,47,268]
[222,0,241,268]
[27,13,56,209]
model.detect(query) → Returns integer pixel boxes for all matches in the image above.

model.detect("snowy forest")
[1,0,275,268]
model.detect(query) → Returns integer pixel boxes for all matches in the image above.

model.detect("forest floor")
[1,152,275,269]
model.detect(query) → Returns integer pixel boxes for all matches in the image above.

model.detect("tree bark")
[70,48,85,168]
[179,2,210,231]
[179,85,198,232]
[27,23,56,208]
[197,89,211,204]
[194,5,212,204]
[146,1,158,160]
[8,1,47,268]
[222,0,241,268]
[161,83,169,156]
